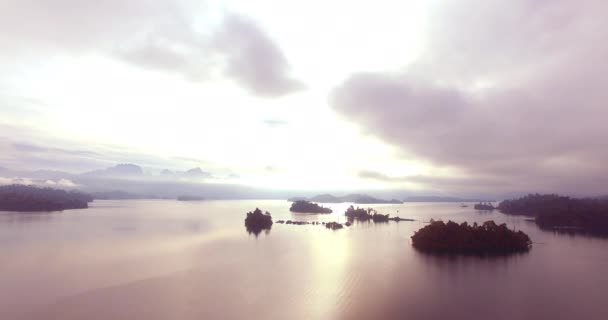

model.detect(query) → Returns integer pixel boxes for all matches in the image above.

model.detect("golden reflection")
[305,227,352,319]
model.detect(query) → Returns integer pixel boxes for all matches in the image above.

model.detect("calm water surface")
[1,200,607,319]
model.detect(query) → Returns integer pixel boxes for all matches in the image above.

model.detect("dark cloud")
[333,0,608,194]
[359,170,516,194]
[0,1,301,97]
[212,15,304,97]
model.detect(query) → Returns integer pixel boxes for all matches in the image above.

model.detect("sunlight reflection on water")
[1,200,608,320]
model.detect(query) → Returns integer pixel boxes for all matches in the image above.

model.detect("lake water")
[1,200,607,319]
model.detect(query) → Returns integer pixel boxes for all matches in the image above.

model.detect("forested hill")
[0,185,93,212]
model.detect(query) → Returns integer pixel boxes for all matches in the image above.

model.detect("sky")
[0,0,607,196]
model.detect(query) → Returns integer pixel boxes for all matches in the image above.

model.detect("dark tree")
[244,208,273,236]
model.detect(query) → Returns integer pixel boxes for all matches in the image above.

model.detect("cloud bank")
[332,0,608,194]
[0,0,302,97]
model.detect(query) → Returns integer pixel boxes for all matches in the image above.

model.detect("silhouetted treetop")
[498,194,608,235]
[244,208,273,236]
[344,205,389,222]
[498,194,569,216]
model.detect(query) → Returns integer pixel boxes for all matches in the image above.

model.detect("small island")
[244,208,273,235]
[411,220,531,254]
[389,216,415,222]
[275,220,346,230]
[474,202,495,210]
[344,205,390,222]
[325,222,344,230]
[498,194,608,235]
[0,185,93,212]
[289,200,332,213]
[345,206,377,221]
[177,195,205,201]
[344,205,412,223]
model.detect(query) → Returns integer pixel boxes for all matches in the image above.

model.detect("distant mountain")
[91,190,163,200]
[309,194,342,203]
[0,165,270,200]
[286,196,307,202]
[183,167,211,178]
[160,169,174,176]
[30,169,75,180]
[83,164,144,178]
[177,195,205,201]
[342,194,402,204]
[403,196,490,202]
[289,194,402,204]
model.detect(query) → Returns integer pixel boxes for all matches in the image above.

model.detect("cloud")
[358,170,512,194]
[332,0,608,194]
[57,179,78,187]
[13,143,101,158]
[0,138,190,173]
[0,176,78,188]
[358,170,405,183]
[212,15,304,97]
[0,1,302,97]
[0,140,112,172]
[45,179,78,188]
[262,119,289,128]
[0,177,34,186]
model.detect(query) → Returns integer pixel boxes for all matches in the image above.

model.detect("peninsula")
[0,185,93,212]
[498,194,608,235]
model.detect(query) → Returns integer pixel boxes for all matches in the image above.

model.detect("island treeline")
[244,208,273,235]
[289,200,332,213]
[498,194,608,234]
[345,206,389,222]
[0,184,93,211]
[411,220,531,254]
[474,202,495,210]
[344,205,413,222]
